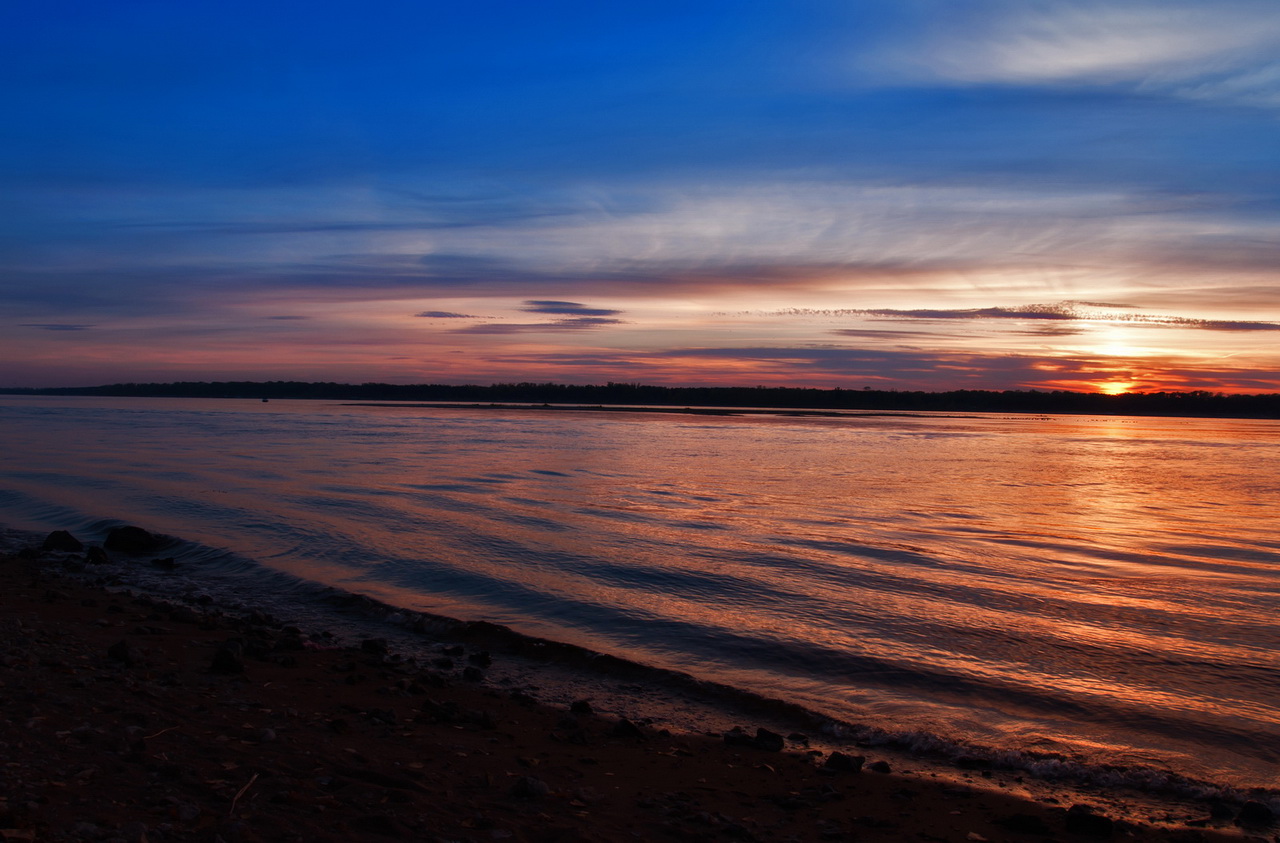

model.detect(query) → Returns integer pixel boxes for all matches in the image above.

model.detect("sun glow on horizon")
[1097,380,1138,395]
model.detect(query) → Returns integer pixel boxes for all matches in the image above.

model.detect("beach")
[1,537,1266,843]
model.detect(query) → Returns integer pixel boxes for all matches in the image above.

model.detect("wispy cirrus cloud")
[748,301,1280,332]
[876,2,1280,82]
[20,323,94,331]
[11,179,1278,316]
[868,1,1280,107]
[521,300,622,317]
[828,328,967,341]
[451,316,625,335]
[445,300,626,334]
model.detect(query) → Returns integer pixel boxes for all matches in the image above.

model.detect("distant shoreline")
[341,402,932,419]
[2,380,1278,419]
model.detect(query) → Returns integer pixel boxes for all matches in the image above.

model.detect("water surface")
[1,395,1277,793]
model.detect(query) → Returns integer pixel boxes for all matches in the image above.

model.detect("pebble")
[210,640,246,674]
[994,813,1051,834]
[103,526,162,554]
[509,775,551,798]
[107,639,144,667]
[822,752,865,773]
[753,728,785,752]
[42,530,84,553]
[70,821,100,838]
[1064,804,1113,837]
[118,821,149,843]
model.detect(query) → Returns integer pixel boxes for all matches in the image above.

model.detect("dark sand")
[0,545,1265,842]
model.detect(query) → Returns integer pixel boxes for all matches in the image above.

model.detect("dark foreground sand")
[0,546,1268,843]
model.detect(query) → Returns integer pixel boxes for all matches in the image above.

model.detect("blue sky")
[5,0,1280,392]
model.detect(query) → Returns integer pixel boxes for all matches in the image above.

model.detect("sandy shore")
[0,539,1267,842]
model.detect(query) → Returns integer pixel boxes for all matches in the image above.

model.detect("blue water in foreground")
[1,396,1278,794]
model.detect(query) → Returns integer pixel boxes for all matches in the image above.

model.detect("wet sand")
[0,545,1262,842]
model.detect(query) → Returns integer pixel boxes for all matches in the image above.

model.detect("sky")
[4,0,1280,394]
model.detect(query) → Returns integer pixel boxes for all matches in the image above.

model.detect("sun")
[1097,380,1136,396]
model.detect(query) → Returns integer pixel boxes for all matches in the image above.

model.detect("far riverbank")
[3,380,1278,419]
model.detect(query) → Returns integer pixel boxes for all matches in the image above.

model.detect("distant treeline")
[3,380,1279,418]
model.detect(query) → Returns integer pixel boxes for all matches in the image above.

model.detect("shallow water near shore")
[1,395,1278,797]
